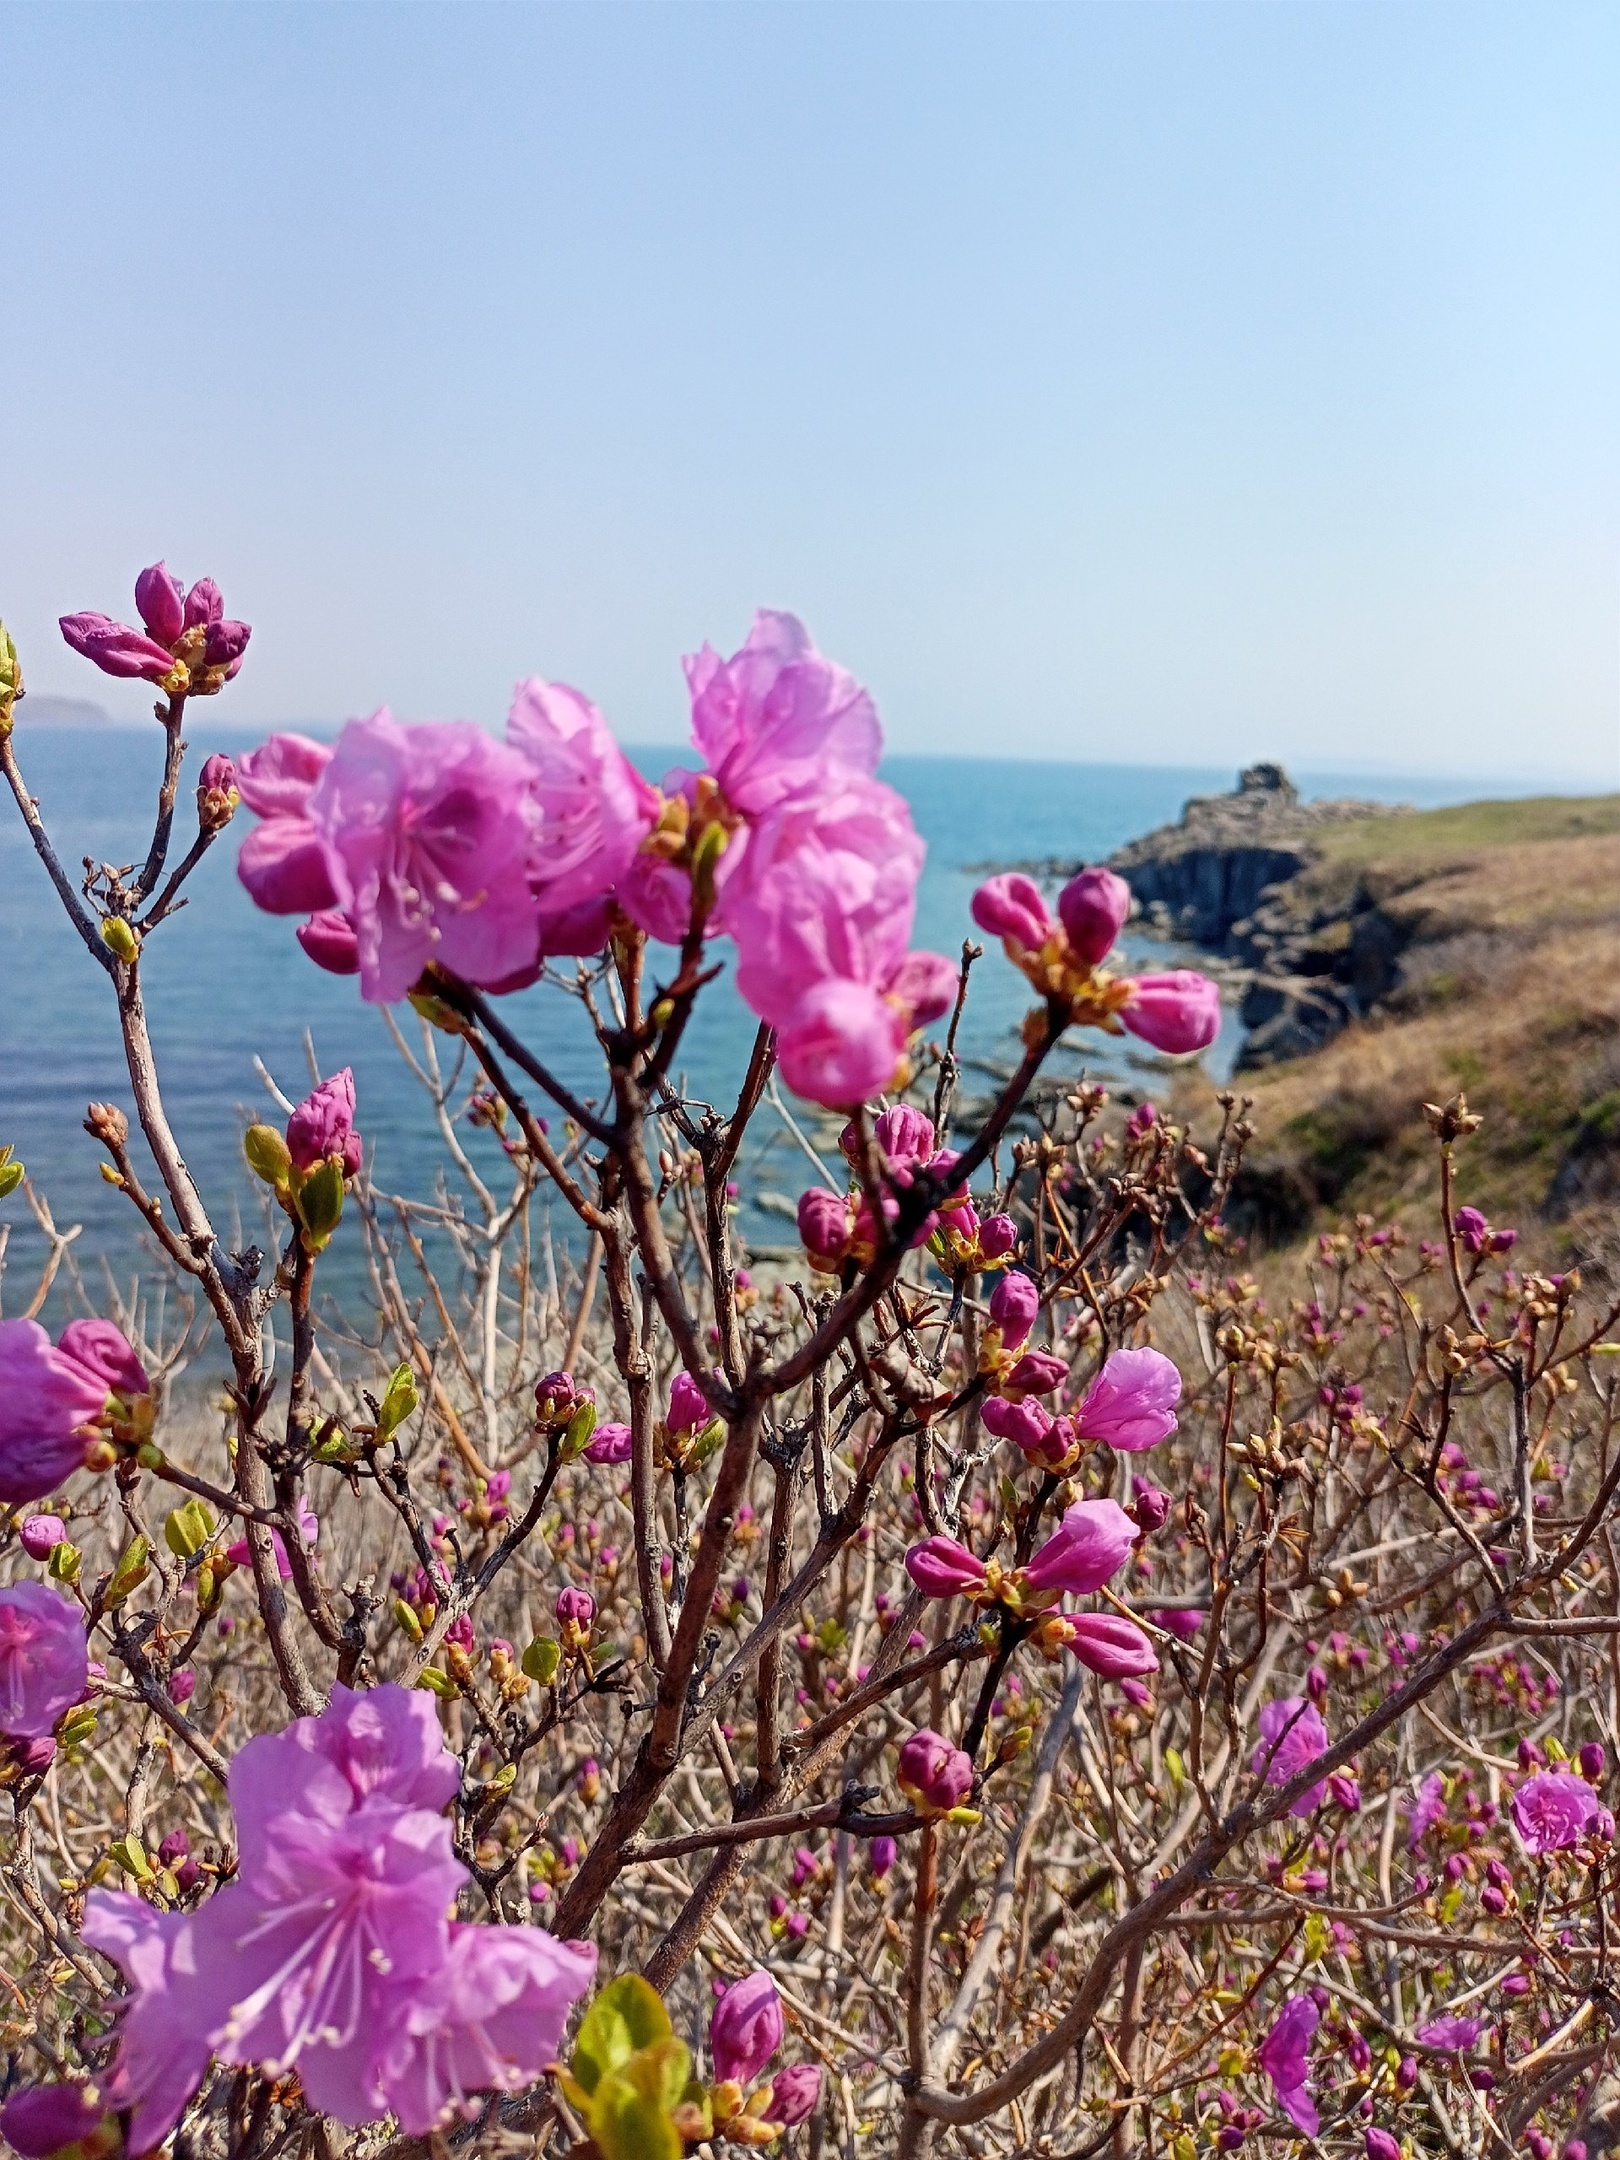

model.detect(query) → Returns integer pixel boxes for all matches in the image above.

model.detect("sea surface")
[0,727,1526,1314]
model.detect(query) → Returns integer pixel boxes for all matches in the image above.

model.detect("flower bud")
[870,1834,896,1880]
[296,909,361,974]
[1056,867,1131,969]
[0,622,21,729]
[988,1270,1039,1350]
[134,561,186,646]
[0,2084,116,2160]
[1129,1479,1172,1533]
[975,1212,1019,1262]
[168,1667,196,1707]
[897,1729,974,1816]
[1580,1741,1606,1782]
[970,873,1053,949]
[244,1123,293,1186]
[710,1970,784,2088]
[295,1158,346,1248]
[765,2064,822,2128]
[1364,2131,1401,2160]
[18,1516,66,1561]
[196,753,239,831]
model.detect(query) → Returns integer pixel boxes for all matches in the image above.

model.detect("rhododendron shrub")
[0,571,1616,2159]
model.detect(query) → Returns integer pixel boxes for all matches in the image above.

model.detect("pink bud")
[798,1188,853,1270]
[1024,1499,1138,1597]
[869,1834,897,1879]
[0,2085,109,2159]
[1119,971,1222,1056]
[667,1372,709,1434]
[1129,1479,1172,1532]
[970,873,1053,949]
[203,619,251,670]
[988,1271,1039,1349]
[1062,1611,1159,1678]
[555,1587,595,1627]
[1056,867,1131,969]
[1581,1741,1606,1782]
[710,1970,784,2087]
[584,1422,633,1465]
[286,1069,361,1177]
[975,1212,1018,1261]
[18,1517,66,1561]
[1153,1606,1204,1640]
[766,2063,822,2127]
[134,561,186,646]
[897,1728,974,1814]
[168,1668,195,1707]
[59,612,178,685]
[184,578,223,630]
[904,1536,987,1601]
[1002,1350,1068,1397]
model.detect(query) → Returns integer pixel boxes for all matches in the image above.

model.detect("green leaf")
[0,1156,23,1201]
[558,1398,599,1462]
[243,1124,292,1186]
[296,1158,345,1248]
[376,1363,419,1439]
[104,1535,150,1608]
[521,1636,561,1686]
[571,1974,673,2098]
[587,2039,690,2160]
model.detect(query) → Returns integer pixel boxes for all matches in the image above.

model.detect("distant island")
[14,693,114,727]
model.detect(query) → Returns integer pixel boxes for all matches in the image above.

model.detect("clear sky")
[3,1,1617,785]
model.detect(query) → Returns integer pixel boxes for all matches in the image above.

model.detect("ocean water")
[0,728,1514,1309]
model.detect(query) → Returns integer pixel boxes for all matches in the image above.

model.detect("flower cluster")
[60,562,250,698]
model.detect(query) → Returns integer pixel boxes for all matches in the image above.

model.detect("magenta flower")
[710,1969,784,2088]
[667,1372,710,1434]
[1365,2130,1401,2160]
[1119,972,1221,1056]
[970,873,1053,951]
[897,1729,974,1815]
[686,610,880,811]
[1257,1995,1319,2136]
[905,1536,988,1601]
[225,1495,318,1580]
[305,713,542,1004]
[870,1835,897,1880]
[1454,1205,1517,1256]
[982,1396,1076,1469]
[61,565,249,695]
[1251,1697,1330,1815]
[59,611,181,686]
[584,1421,633,1465]
[235,734,342,916]
[556,1586,595,1632]
[1056,868,1131,969]
[0,1317,143,1503]
[286,1070,362,1177]
[1153,1606,1204,1641]
[0,1585,89,1740]
[505,677,660,950]
[1405,1771,1447,1848]
[798,1188,854,1271]
[1416,2014,1483,2051]
[83,1685,595,2144]
[0,2085,111,2159]
[765,2063,823,2127]
[1023,1499,1138,1598]
[296,910,361,975]
[1073,1347,1181,1453]
[135,560,187,645]
[1061,1611,1159,1679]
[1002,1350,1069,1399]
[1512,1769,1601,1855]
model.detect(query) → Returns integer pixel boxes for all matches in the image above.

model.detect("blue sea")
[0,728,1523,1310]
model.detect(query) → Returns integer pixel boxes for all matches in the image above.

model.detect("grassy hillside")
[1175,792,1620,1277]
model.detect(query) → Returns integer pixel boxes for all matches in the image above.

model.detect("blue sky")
[3,0,1616,785]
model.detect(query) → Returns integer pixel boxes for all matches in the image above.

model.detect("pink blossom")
[1152,1606,1204,1640]
[235,733,342,915]
[685,610,881,817]
[1056,868,1131,969]
[1002,1350,1069,1398]
[18,1515,67,1561]
[555,1587,595,1629]
[798,1188,854,1270]
[226,1496,318,1581]
[1073,1347,1181,1453]
[135,561,187,645]
[1404,1771,1447,1848]
[82,1686,594,2143]
[1257,1995,1319,2136]
[61,566,250,694]
[848,1104,936,1179]
[237,733,334,820]
[976,1213,1019,1261]
[56,1320,149,1401]
[970,873,1054,950]
[286,1070,362,1177]
[989,1271,1039,1349]
[897,1729,974,1815]
[0,2085,111,2159]
[710,1969,784,2087]
[1251,1697,1330,1815]
[1023,1499,1138,1598]
[1416,2014,1483,2051]
[304,713,541,1003]
[505,678,660,946]
[584,1421,633,1465]
[0,1585,89,1739]
[1061,1612,1159,1678]
[905,1537,988,1600]
[1512,1770,1600,1855]
[0,1317,138,1503]
[982,1395,1068,1464]
[1119,972,1221,1056]
[1365,2131,1401,2160]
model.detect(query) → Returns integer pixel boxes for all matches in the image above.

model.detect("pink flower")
[1365,2131,1401,2160]
[1454,1205,1517,1256]
[555,1587,595,1630]
[989,1271,1039,1350]
[710,1969,784,2087]
[764,2063,823,2127]
[1129,1479,1172,1532]
[1061,1612,1159,1678]
[286,1070,362,1177]
[976,1213,1019,1261]
[897,1729,974,1815]
[82,1685,594,2144]
[1405,1771,1447,1848]
[849,1104,936,1179]
[667,1372,710,1434]
[0,1317,142,1503]
[1073,1348,1181,1453]
[1023,1499,1137,1599]
[1119,972,1221,1056]
[305,713,541,1003]
[1251,1697,1330,1815]
[1152,1607,1204,1641]
[584,1422,633,1465]
[682,607,880,818]
[505,678,660,948]
[59,612,180,685]
[296,910,361,974]
[1416,2014,1483,2051]
[135,561,186,646]
[235,734,341,916]
[1512,1770,1601,1855]
[905,1537,988,1601]
[1056,868,1131,969]
[982,1395,1068,1466]
[970,873,1054,950]
[0,2085,111,2159]
[1257,1995,1319,2136]
[0,1585,89,1739]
